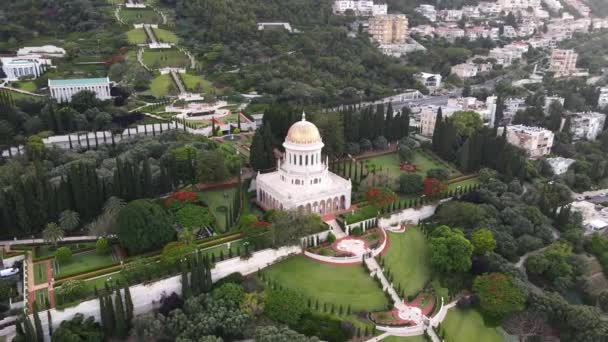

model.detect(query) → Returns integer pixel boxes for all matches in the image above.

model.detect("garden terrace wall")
[300,230,331,248]
[344,217,378,235]
[1,253,25,267]
[377,204,439,229]
[19,246,301,341]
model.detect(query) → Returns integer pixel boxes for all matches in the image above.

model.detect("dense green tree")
[196,150,230,183]
[255,325,320,342]
[116,200,175,255]
[428,225,474,274]
[398,174,423,195]
[474,273,525,321]
[265,288,308,326]
[51,314,103,342]
[471,228,496,255]
[451,111,483,137]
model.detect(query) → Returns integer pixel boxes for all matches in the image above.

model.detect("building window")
[299,155,302,165]
[305,155,308,165]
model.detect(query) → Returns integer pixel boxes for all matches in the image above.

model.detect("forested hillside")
[172,0,421,105]
[0,0,113,44]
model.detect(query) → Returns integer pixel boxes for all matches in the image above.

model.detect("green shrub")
[55,247,72,264]
[326,232,336,244]
[56,279,85,302]
[95,237,111,256]
[176,204,214,229]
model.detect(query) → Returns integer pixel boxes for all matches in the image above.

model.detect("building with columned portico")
[1,56,51,81]
[48,78,112,103]
[256,114,352,214]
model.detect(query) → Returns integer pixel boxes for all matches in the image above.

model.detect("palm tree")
[103,196,125,217]
[59,210,80,232]
[42,223,64,247]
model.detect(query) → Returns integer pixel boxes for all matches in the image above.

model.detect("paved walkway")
[143,24,158,44]
[325,219,347,239]
[170,70,186,94]
[0,236,98,247]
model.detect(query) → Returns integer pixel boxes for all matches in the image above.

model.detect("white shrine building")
[1,56,51,81]
[48,77,112,103]
[256,114,352,214]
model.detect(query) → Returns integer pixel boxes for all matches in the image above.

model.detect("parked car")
[0,268,19,278]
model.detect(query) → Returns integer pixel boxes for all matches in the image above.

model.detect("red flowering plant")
[164,190,198,208]
[423,177,447,197]
[366,187,397,208]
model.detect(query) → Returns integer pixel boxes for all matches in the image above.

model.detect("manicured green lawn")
[1,89,42,102]
[126,28,148,44]
[154,28,179,43]
[264,256,389,312]
[181,74,213,93]
[35,289,49,308]
[83,273,124,294]
[442,309,503,342]
[142,49,190,69]
[382,229,432,297]
[383,336,426,342]
[149,74,173,97]
[200,239,246,260]
[362,151,460,180]
[33,262,48,285]
[447,177,480,191]
[55,250,117,279]
[200,187,237,232]
[120,8,162,25]
[10,81,37,92]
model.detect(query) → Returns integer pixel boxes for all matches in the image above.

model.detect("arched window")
[299,155,302,165]
[305,155,308,165]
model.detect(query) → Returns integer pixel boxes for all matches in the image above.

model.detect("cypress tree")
[24,316,36,342]
[114,289,127,338]
[124,286,134,327]
[47,310,53,337]
[15,319,25,339]
[105,295,115,336]
[431,108,443,153]
[181,270,190,298]
[99,294,108,335]
[33,302,43,342]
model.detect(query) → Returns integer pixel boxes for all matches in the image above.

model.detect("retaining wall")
[23,246,301,341]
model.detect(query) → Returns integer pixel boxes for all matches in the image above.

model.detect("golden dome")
[285,113,322,144]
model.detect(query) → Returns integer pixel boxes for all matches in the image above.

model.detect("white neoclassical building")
[48,78,112,103]
[1,56,50,81]
[256,114,352,214]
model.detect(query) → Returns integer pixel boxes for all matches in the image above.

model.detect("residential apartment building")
[498,125,554,159]
[498,0,541,10]
[420,98,489,136]
[415,4,436,22]
[416,72,442,90]
[548,49,578,77]
[410,25,435,37]
[451,62,492,79]
[369,14,409,45]
[546,157,575,175]
[504,97,527,118]
[478,1,503,16]
[435,26,465,41]
[568,112,607,141]
[542,0,563,12]
[598,87,608,109]
[440,9,463,22]
[332,0,387,16]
